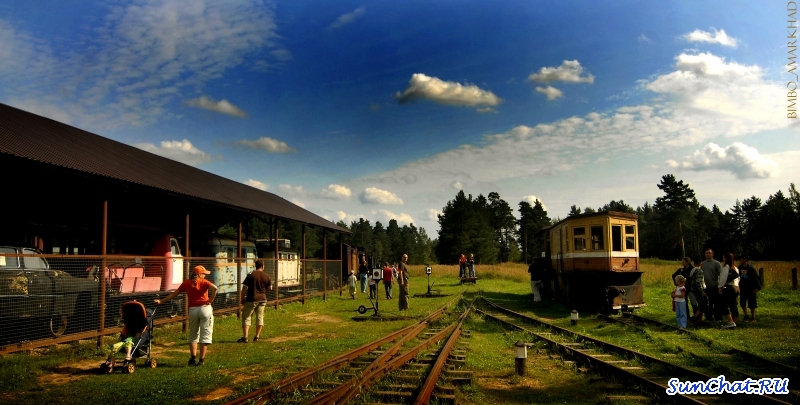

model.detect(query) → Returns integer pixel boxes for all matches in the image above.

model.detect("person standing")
[347,270,357,299]
[701,249,722,322]
[458,254,467,278]
[672,275,688,329]
[467,254,476,278]
[155,265,218,366]
[738,254,761,322]
[672,257,695,316]
[688,257,709,324]
[382,262,393,299]
[528,258,544,302]
[719,252,739,328]
[398,254,410,311]
[238,260,272,343]
[358,259,369,294]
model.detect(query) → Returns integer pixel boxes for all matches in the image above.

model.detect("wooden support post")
[183,213,190,333]
[758,267,765,291]
[274,219,279,309]
[237,221,242,318]
[339,232,343,297]
[97,200,108,349]
[323,229,327,302]
[792,268,797,291]
[302,225,306,305]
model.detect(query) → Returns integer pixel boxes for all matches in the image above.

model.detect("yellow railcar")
[547,211,643,310]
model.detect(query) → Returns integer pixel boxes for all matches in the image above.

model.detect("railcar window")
[612,226,622,252]
[573,227,585,235]
[625,225,635,234]
[591,226,604,250]
[626,236,636,250]
[227,247,235,262]
[574,238,586,250]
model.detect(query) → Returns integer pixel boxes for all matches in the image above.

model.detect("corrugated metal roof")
[0,103,349,234]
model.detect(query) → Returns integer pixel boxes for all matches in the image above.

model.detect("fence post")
[758,267,765,290]
[792,268,797,291]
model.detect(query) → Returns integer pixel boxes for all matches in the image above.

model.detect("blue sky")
[1,0,798,235]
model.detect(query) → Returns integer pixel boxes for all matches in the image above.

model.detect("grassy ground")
[0,260,797,404]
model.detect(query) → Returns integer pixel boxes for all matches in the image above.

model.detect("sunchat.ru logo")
[666,375,789,395]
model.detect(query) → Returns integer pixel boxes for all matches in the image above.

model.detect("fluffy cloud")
[394,73,501,111]
[277,184,307,195]
[291,199,306,208]
[185,96,247,117]
[451,181,464,190]
[318,184,352,200]
[330,7,365,29]
[336,210,365,223]
[528,60,594,84]
[522,195,547,211]
[372,209,415,225]
[665,142,778,179]
[360,187,404,205]
[423,208,441,221]
[0,2,286,128]
[135,139,216,166]
[683,28,738,47]
[535,85,563,100]
[246,179,269,191]
[637,34,653,44]
[236,137,297,153]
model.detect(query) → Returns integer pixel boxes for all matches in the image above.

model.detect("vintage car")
[0,245,98,337]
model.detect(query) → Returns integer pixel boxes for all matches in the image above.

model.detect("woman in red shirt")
[155,265,218,366]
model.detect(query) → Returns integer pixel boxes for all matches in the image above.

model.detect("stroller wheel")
[357,305,367,314]
[146,359,157,368]
[99,362,112,374]
[125,362,135,374]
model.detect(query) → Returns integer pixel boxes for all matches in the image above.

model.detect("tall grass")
[407,263,529,283]
[641,259,799,289]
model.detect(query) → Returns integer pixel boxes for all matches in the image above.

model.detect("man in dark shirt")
[238,260,272,343]
[701,249,723,321]
[738,254,761,322]
[358,259,369,294]
[398,254,410,311]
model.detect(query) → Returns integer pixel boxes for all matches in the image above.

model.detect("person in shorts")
[238,260,272,343]
[738,254,761,322]
[155,265,218,366]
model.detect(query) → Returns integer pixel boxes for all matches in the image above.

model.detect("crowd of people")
[671,248,761,330]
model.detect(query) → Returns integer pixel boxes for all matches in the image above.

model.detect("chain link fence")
[0,252,342,354]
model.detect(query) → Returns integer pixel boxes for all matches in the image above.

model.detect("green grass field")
[0,260,797,404]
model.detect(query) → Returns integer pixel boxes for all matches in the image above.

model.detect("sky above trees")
[1,1,797,235]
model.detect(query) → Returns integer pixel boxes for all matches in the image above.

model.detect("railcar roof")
[0,103,349,234]
[547,211,638,231]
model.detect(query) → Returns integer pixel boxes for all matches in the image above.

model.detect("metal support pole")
[274,219,280,309]
[97,200,108,349]
[322,229,327,302]
[237,221,242,318]
[514,340,527,376]
[339,233,343,297]
[302,225,306,305]
[183,213,190,332]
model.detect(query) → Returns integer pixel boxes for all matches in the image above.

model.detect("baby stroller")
[100,301,157,374]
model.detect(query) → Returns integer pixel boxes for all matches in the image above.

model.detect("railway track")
[477,296,792,405]
[597,312,799,404]
[225,295,474,405]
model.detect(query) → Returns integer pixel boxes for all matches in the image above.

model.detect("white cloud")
[394,73,501,111]
[371,209,415,225]
[683,28,738,47]
[246,179,269,191]
[336,210,365,223]
[423,208,441,221]
[451,181,464,190]
[318,184,352,200]
[277,184,307,195]
[185,96,247,117]
[522,195,547,211]
[330,7,365,29]
[637,34,653,44]
[535,85,563,100]
[0,2,286,129]
[237,137,297,153]
[135,139,216,166]
[360,187,404,205]
[528,60,594,84]
[291,199,306,208]
[665,142,779,179]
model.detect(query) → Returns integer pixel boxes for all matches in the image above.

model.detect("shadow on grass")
[474,380,609,404]
[479,291,572,319]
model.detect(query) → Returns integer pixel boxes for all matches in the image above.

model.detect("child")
[672,275,688,329]
[107,326,137,363]
[368,273,377,300]
[347,270,357,300]
[688,257,708,325]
